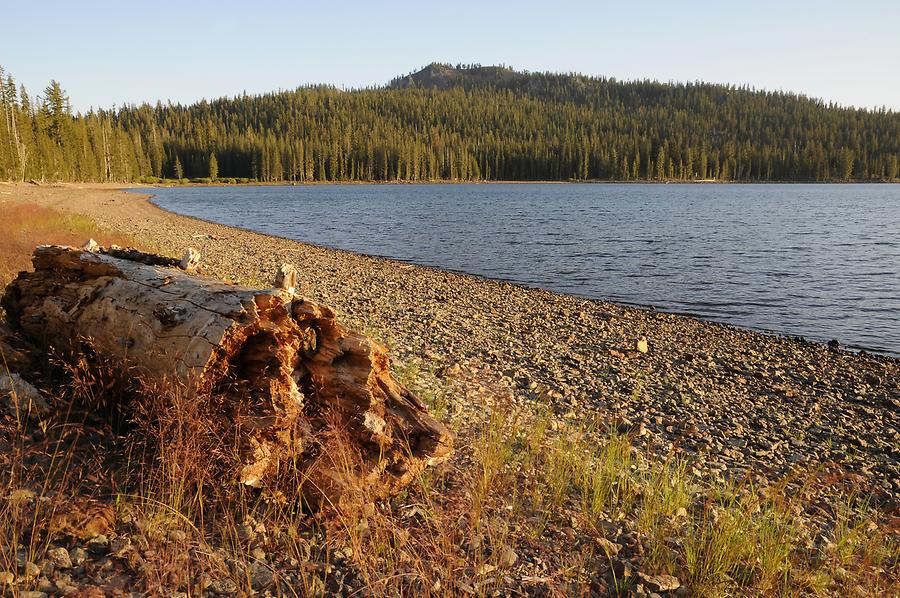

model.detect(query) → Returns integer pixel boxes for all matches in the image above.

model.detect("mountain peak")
[390,63,521,89]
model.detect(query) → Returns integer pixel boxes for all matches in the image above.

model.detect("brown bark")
[2,245,453,503]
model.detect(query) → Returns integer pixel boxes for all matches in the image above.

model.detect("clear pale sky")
[2,0,898,113]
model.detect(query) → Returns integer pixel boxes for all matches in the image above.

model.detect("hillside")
[1,63,899,183]
[389,63,521,89]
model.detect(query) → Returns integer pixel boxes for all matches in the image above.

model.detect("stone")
[23,561,41,580]
[68,548,87,566]
[209,579,238,594]
[638,572,681,593]
[179,247,201,270]
[37,577,55,593]
[475,563,496,576]
[596,536,620,556]
[612,559,632,579]
[498,547,518,568]
[47,547,73,569]
[81,238,100,252]
[274,263,299,293]
[250,568,275,590]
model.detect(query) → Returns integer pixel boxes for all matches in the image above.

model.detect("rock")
[274,263,299,293]
[498,547,518,568]
[596,536,620,556]
[57,585,79,596]
[250,567,275,590]
[475,563,496,576]
[208,578,238,594]
[179,247,201,270]
[236,524,257,544]
[81,238,100,252]
[37,577,55,593]
[0,373,50,418]
[68,547,87,566]
[636,337,649,353]
[23,561,40,580]
[638,572,681,593]
[47,546,72,569]
[612,559,633,579]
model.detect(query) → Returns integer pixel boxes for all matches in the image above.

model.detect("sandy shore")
[6,182,899,503]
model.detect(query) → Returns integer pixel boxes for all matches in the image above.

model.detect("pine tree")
[42,80,70,146]
[839,148,854,181]
[0,65,898,184]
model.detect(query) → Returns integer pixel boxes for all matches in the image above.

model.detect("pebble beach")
[14,183,898,503]
[3,181,898,595]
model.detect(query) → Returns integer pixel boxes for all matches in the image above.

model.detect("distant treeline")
[1,63,899,184]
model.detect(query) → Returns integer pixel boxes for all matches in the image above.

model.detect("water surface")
[143,184,900,355]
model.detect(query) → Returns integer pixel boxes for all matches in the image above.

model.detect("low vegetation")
[1,351,897,596]
[0,201,133,288]
[0,205,897,595]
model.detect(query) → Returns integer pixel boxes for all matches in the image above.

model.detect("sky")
[2,0,899,113]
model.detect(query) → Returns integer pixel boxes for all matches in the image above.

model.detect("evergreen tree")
[839,148,854,182]
[0,64,898,184]
[42,80,70,146]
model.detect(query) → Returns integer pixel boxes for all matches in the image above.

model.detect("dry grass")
[0,255,897,595]
[0,201,134,288]
[1,348,898,596]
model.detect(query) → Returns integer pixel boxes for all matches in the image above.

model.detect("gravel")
[18,183,899,506]
[5,182,898,595]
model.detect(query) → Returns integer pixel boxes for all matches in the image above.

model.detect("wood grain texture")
[2,245,453,503]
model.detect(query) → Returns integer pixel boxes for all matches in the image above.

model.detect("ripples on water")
[144,184,900,355]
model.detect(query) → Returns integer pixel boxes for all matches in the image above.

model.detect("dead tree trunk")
[2,245,453,503]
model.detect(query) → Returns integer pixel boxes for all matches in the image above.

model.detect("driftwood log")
[2,245,453,503]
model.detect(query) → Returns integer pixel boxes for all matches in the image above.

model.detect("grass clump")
[1,312,897,595]
[0,201,134,287]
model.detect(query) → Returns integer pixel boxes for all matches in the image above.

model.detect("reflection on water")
[144,183,900,355]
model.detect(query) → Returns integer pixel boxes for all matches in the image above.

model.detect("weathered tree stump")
[1,245,453,503]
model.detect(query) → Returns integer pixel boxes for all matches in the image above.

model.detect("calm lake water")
[144,184,900,355]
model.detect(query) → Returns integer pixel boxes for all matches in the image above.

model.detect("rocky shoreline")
[13,183,899,505]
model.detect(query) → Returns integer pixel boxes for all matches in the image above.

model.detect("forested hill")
[1,63,899,183]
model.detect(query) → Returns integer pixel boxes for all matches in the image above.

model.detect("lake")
[143,183,900,355]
